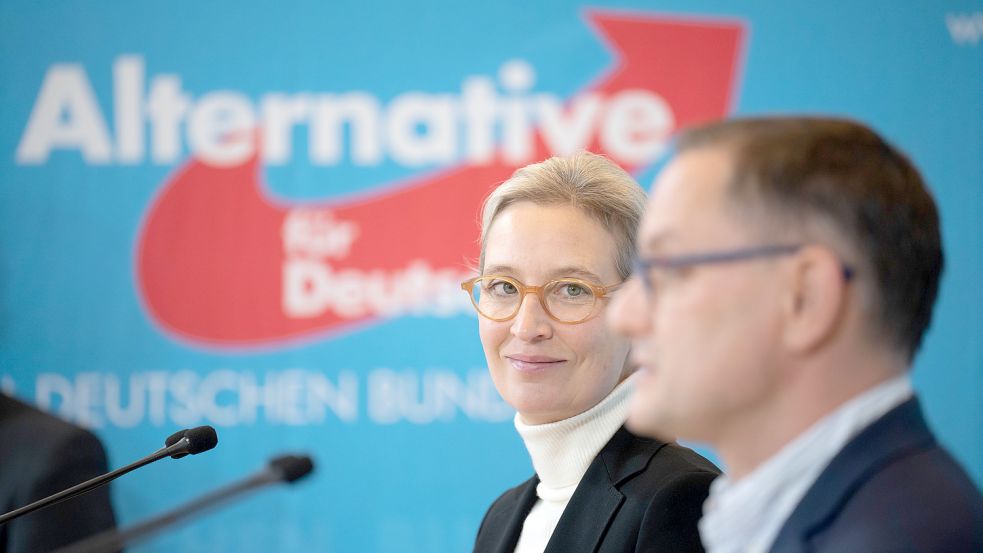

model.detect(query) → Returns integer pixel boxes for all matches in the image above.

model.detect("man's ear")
[781,245,850,354]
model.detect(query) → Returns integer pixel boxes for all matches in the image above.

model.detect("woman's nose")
[510,293,553,341]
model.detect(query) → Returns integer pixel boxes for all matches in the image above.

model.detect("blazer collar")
[482,475,540,553]
[768,397,935,552]
[543,427,667,553]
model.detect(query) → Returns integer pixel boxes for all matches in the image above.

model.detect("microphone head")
[165,426,218,459]
[165,429,186,448]
[269,454,315,483]
[165,428,190,459]
[184,426,219,455]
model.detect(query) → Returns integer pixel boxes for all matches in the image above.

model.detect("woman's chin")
[515,408,565,425]
[507,390,567,424]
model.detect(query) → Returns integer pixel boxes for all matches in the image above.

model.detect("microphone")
[53,454,316,553]
[164,426,220,459]
[0,426,218,526]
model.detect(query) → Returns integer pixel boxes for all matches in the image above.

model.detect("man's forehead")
[639,147,736,248]
[652,146,734,201]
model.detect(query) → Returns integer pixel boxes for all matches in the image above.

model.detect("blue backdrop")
[1,1,981,551]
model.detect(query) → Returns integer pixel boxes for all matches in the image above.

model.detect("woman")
[466,152,718,553]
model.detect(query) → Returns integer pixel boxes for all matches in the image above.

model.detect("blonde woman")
[466,152,718,553]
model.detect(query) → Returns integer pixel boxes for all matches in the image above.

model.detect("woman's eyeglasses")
[460,276,621,324]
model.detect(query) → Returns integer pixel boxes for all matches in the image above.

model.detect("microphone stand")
[53,455,314,553]
[0,426,217,526]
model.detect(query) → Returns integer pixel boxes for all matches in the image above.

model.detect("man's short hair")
[675,116,943,360]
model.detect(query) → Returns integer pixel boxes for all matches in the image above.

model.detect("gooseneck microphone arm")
[54,454,315,553]
[0,426,218,526]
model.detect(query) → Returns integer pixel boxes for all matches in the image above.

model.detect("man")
[0,393,117,552]
[608,117,983,552]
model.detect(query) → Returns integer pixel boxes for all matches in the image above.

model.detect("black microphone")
[164,426,220,459]
[0,426,218,526]
[53,454,316,553]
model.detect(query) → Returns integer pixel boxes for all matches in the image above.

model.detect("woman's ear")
[781,245,850,354]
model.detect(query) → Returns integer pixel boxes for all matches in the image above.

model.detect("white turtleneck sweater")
[512,376,634,553]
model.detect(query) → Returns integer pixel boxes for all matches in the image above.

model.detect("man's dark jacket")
[0,395,117,553]
[769,397,983,552]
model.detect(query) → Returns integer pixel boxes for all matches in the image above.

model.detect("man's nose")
[607,277,651,337]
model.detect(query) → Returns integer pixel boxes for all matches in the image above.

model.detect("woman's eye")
[556,283,590,299]
[489,281,518,295]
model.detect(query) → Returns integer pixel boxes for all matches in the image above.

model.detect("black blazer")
[0,395,117,553]
[473,426,719,553]
[769,397,983,552]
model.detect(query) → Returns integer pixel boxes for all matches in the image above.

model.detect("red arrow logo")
[135,11,746,349]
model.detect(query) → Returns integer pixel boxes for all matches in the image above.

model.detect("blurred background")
[1,1,980,551]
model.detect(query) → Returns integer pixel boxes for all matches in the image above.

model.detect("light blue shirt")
[699,374,914,553]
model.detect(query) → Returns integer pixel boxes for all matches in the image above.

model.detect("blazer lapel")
[544,427,667,553]
[768,398,935,552]
[481,476,540,553]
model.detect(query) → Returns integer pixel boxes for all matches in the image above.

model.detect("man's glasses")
[460,276,621,324]
[633,243,854,292]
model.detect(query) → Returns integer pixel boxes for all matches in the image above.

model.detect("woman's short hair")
[479,151,646,280]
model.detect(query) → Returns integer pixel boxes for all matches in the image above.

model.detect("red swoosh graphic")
[135,11,746,348]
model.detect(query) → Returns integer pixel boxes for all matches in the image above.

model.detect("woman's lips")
[505,355,566,373]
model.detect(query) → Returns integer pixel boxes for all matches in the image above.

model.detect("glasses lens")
[471,277,521,320]
[544,279,597,322]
